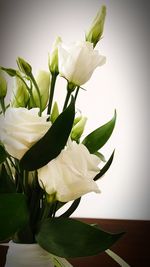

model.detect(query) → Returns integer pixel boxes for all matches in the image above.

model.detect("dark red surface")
[0,218,150,267]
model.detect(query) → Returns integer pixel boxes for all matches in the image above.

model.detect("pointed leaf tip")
[36,218,124,258]
[94,150,115,181]
[82,110,116,153]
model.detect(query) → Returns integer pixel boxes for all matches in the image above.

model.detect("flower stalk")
[74,86,80,102]
[29,73,42,116]
[15,73,36,108]
[63,90,71,111]
[47,73,58,115]
[0,97,6,115]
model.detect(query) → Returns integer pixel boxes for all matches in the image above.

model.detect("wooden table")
[0,218,149,267]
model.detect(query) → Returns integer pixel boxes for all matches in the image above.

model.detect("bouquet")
[0,5,124,267]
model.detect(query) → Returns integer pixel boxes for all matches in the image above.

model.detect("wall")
[0,0,149,220]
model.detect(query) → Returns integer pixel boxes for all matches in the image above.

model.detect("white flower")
[58,41,106,86]
[38,141,101,202]
[0,107,51,159]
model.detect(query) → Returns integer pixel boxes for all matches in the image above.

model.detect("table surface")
[0,218,150,267]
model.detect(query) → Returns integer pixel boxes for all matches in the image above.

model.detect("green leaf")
[0,164,16,193]
[20,97,75,171]
[0,193,29,241]
[94,150,115,181]
[36,218,124,258]
[82,111,116,153]
[0,144,7,163]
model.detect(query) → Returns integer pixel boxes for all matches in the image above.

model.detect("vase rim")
[9,240,40,248]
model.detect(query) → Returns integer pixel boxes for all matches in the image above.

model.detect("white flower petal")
[0,107,51,159]
[38,141,101,202]
[58,41,106,86]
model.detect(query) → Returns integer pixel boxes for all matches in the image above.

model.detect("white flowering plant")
[0,5,123,265]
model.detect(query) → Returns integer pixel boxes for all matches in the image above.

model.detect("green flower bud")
[11,76,29,107]
[86,5,106,47]
[51,101,59,123]
[17,57,32,76]
[30,70,50,111]
[73,115,82,126]
[0,73,7,98]
[1,67,17,77]
[71,116,87,141]
[48,36,62,74]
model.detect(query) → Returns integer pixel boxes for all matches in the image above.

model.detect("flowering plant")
[0,6,123,266]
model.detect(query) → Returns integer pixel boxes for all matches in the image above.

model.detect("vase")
[5,241,73,267]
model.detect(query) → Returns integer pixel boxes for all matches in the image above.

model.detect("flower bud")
[71,116,87,141]
[73,115,82,126]
[30,70,50,111]
[0,73,7,98]
[86,5,106,47]
[17,57,32,76]
[48,36,62,74]
[51,102,59,123]
[1,67,17,77]
[11,76,29,107]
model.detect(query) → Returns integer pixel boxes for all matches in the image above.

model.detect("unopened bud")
[49,36,62,74]
[0,73,7,98]
[73,116,82,126]
[30,70,50,111]
[51,102,59,123]
[1,67,17,77]
[17,57,32,76]
[11,76,29,107]
[71,116,87,141]
[86,5,106,47]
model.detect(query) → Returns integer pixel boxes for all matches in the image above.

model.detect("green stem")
[47,73,57,115]
[52,201,58,217]
[7,154,18,174]
[23,170,30,195]
[63,90,71,111]
[74,86,80,102]
[16,74,29,90]
[29,172,44,227]
[15,160,24,193]
[5,159,13,180]
[16,170,24,193]
[41,201,52,221]
[16,74,36,107]
[0,98,6,114]
[29,73,42,116]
